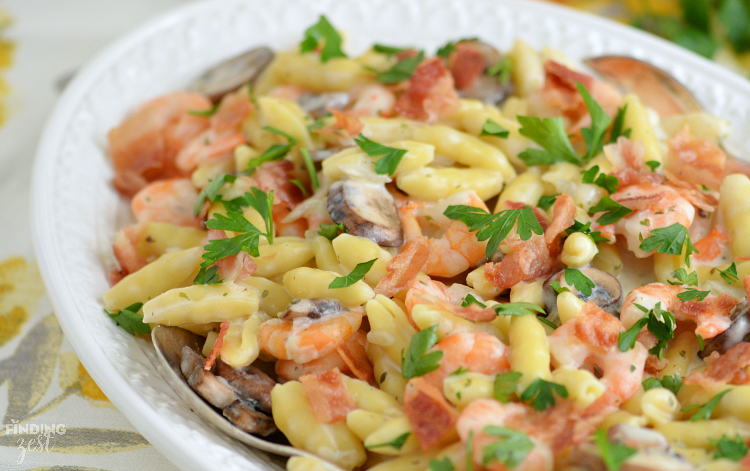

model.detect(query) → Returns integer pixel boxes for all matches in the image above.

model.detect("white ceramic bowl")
[31,0,750,470]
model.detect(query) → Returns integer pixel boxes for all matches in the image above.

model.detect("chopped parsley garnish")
[492,302,546,317]
[354,134,408,176]
[435,37,478,59]
[443,204,543,258]
[461,293,487,308]
[365,432,411,450]
[466,431,475,471]
[318,222,346,240]
[520,378,568,411]
[401,324,443,378]
[607,104,631,144]
[307,114,331,132]
[594,428,637,471]
[550,280,570,294]
[698,333,705,351]
[642,374,682,395]
[493,371,522,403]
[564,268,595,297]
[242,127,298,175]
[618,302,676,360]
[300,148,320,191]
[264,125,299,144]
[639,223,697,267]
[193,173,237,215]
[373,44,411,56]
[370,50,425,84]
[481,426,534,468]
[537,194,559,211]
[682,389,731,421]
[567,220,611,243]
[329,258,377,288]
[537,316,558,330]
[581,165,619,194]
[517,115,580,166]
[717,263,739,284]
[668,268,699,286]
[488,56,513,85]
[677,287,710,302]
[428,458,455,471]
[710,434,749,461]
[299,15,347,63]
[590,196,634,225]
[450,366,470,376]
[289,179,307,197]
[194,265,221,285]
[645,160,661,172]
[187,102,220,117]
[577,82,612,160]
[104,302,151,336]
[480,119,509,139]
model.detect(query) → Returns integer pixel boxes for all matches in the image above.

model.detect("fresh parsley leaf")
[244,188,274,244]
[318,222,346,240]
[711,434,749,461]
[492,302,546,317]
[187,102,220,117]
[594,428,637,471]
[521,378,568,411]
[104,302,150,336]
[373,44,411,56]
[668,268,699,286]
[480,119,509,139]
[300,148,320,191]
[354,134,408,175]
[682,389,731,421]
[428,458,455,471]
[193,174,237,215]
[577,82,612,160]
[619,317,648,352]
[550,280,570,294]
[450,366,470,376]
[329,258,377,288]
[204,212,263,261]
[481,426,534,468]
[581,165,619,194]
[590,196,634,225]
[494,371,522,403]
[639,223,697,267]
[365,432,411,450]
[646,304,676,360]
[677,287,710,302]
[642,374,682,395]
[289,179,308,197]
[718,263,739,284]
[461,293,487,308]
[243,143,292,175]
[537,194,559,211]
[371,51,425,84]
[487,56,513,85]
[698,333,705,351]
[645,160,661,172]
[402,325,443,378]
[466,430,475,471]
[264,125,298,145]
[517,116,580,166]
[443,204,544,258]
[567,220,611,243]
[435,37,478,59]
[641,377,662,391]
[564,268,595,297]
[607,104,631,144]
[537,316,558,330]
[194,265,221,285]
[299,15,347,62]
[307,114,331,132]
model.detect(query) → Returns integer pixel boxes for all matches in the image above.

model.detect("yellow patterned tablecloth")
[0,1,745,470]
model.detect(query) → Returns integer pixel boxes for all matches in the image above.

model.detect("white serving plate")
[30,0,750,469]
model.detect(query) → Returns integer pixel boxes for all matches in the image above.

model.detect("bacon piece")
[664,170,718,213]
[335,331,376,385]
[484,235,557,290]
[395,57,460,123]
[693,227,730,263]
[609,167,665,187]
[375,237,430,297]
[614,193,665,211]
[685,342,750,389]
[111,224,148,283]
[574,302,622,352]
[667,126,726,191]
[448,42,486,90]
[542,61,604,131]
[544,193,576,251]
[206,229,258,283]
[300,368,356,423]
[325,108,364,137]
[403,377,458,450]
[676,292,738,339]
[204,320,230,371]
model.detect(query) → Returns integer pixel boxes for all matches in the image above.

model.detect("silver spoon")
[151,325,345,471]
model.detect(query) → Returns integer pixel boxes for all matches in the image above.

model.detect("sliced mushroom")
[543,267,622,321]
[223,399,277,436]
[188,46,275,102]
[282,298,345,320]
[700,299,750,358]
[215,359,275,412]
[297,92,350,118]
[327,180,404,247]
[457,41,515,105]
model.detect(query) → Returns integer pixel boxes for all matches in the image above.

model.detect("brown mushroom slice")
[297,92,350,119]
[700,299,750,358]
[283,298,345,320]
[457,41,515,105]
[542,267,622,321]
[188,46,275,102]
[214,358,275,412]
[223,399,277,436]
[182,348,239,409]
[327,180,404,247]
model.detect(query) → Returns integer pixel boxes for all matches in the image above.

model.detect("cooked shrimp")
[405,275,498,323]
[456,400,554,471]
[549,302,647,403]
[666,125,726,192]
[400,191,489,278]
[131,178,202,227]
[621,283,739,339]
[108,91,212,196]
[350,84,395,117]
[258,303,363,364]
[110,223,149,283]
[375,237,430,297]
[692,227,730,264]
[420,331,510,388]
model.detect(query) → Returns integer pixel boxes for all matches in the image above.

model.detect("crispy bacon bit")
[325,108,364,137]
[663,170,718,213]
[693,227,730,263]
[484,235,557,290]
[448,42,486,90]
[609,167,665,188]
[251,160,305,212]
[206,229,258,283]
[685,342,750,389]
[403,377,458,450]
[544,193,577,251]
[300,368,356,423]
[395,57,460,123]
[676,292,738,339]
[204,320,230,371]
[667,126,726,191]
[335,331,376,385]
[111,224,148,282]
[375,237,430,297]
[574,302,622,352]
[614,193,665,212]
